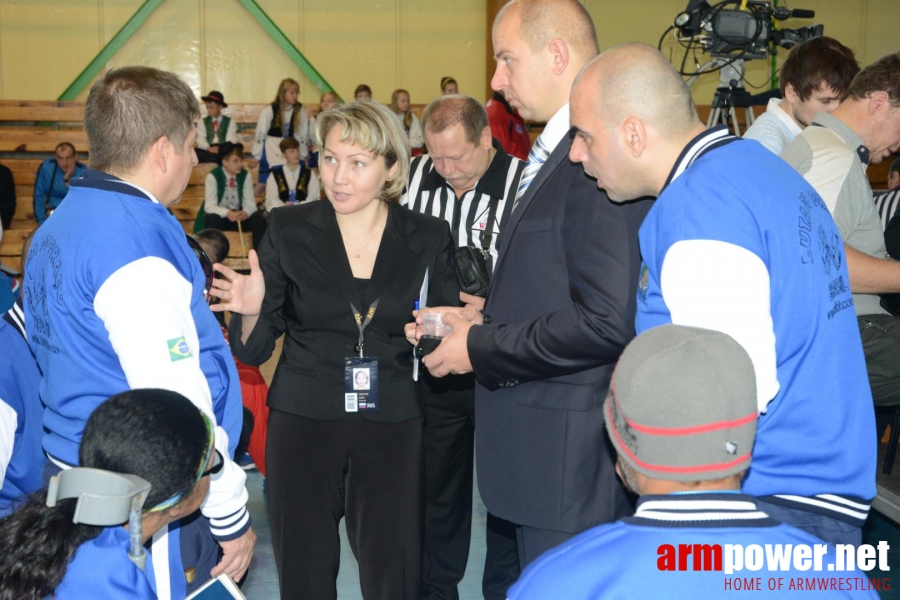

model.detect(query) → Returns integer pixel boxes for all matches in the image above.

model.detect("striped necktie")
[514,135,550,206]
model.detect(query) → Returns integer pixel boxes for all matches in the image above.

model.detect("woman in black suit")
[211,100,458,599]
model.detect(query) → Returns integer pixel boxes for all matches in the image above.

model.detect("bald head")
[569,43,704,201]
[578,42,698,137]
[495,0,599,64]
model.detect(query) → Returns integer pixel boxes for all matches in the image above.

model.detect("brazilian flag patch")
[168,337,193,362]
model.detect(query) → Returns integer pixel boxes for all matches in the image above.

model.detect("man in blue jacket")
[24,66,255,596]
[32,142,86,225]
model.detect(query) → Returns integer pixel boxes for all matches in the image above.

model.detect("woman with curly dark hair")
[0,389,218,600]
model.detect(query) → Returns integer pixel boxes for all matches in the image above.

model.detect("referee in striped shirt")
[402,95,524,600]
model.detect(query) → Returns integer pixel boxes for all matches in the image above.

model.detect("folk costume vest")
[271,165,311,204]
[211,166,250,209]
[203,115,231,146]
[267,102,297,138]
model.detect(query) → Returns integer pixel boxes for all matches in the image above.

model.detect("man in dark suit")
[409,0,652,576]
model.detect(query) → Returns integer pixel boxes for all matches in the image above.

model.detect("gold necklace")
[345,220,386,259]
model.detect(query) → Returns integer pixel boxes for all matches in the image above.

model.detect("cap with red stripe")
[605,324,757,483]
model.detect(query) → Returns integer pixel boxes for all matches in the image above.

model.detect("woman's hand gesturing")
[210,250,265,317]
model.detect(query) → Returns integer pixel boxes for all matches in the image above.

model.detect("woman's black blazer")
[229,200,459,423]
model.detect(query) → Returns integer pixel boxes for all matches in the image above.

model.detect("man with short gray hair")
[24,66,256,596]
[402,93,525,600]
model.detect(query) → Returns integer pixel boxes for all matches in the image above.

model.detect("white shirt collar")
[766,98,802,137]
[120,180,161,204]
[539,103,571,155]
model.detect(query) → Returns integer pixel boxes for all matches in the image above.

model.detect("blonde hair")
[315,100,410,204]
[272,78,301,134]
[390,89,413,131]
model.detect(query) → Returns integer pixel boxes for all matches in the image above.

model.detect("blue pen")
[414,297,420,311]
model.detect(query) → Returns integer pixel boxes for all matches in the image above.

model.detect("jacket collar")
[663,125,739,191]
[625,493,780,529]
[303,201,416,306]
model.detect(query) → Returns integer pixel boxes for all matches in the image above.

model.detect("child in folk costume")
[390,89,424,156]
[203,143,267,249]
[252,78,309,184]
[265,137,320,212]
[195,91,238,163]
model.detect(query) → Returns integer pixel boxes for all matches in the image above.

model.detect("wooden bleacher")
[0,99,895,274]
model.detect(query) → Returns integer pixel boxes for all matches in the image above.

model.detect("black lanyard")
[350,298,379,358]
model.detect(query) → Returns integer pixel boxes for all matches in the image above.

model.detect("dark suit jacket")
[230,200,459,423]
[467,130,652,533]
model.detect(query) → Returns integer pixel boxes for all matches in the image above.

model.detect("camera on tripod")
[661,0,823,134]
[673,0,822,59]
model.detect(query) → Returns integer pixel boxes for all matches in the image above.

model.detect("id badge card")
[344,357,379,412]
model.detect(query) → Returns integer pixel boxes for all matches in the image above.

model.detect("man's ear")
[868,90,891,116]
[480,126,493,150]
[151,136,170,174]
[784,83,800,105]
[622,117,648,158]
[548,39,570,76]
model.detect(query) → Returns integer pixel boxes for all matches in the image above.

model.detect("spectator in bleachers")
[308,91,338,169]
[440,76,458,95]
[509,325,878,600]
[252,78,309,186]
[486,90,530,161]
[744,37,859,154]
[33,142,86,225]
[0,229,42,519]
[391,89,424,155]
[265,137,319,213]
[782,52,900,410]
[354,84,373,101]
[195,90,238,164]
[205,142,267,249]
[875,156,900,230]
[0,389,218,600]
[0,162,14,230]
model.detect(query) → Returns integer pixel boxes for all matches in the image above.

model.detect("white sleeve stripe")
[0,399,18,483]
[210,506,248,527]
[209,511,251,537]
[660,239,780,414]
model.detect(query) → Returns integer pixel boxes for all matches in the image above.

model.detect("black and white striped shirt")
[401,141,525,274]
[874,188,900,231]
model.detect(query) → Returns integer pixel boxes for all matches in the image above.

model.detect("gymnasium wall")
[0,0,896,107]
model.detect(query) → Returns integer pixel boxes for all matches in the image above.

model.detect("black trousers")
[267,410,423,600]
[205,211,267,250]
[483,513,520,600]
[421,379,474,600]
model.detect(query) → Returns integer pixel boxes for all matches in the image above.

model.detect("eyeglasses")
[148,413,217,513]
[186,235,213,303]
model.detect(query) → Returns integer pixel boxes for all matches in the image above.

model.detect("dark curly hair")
[0,389,210,600]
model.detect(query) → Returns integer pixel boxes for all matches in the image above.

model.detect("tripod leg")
[707,108,717,129]
[731,105,741,136]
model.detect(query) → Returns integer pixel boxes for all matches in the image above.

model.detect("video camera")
[671,0,822,60]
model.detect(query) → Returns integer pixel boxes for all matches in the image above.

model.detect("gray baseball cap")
[604,324,757,483]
